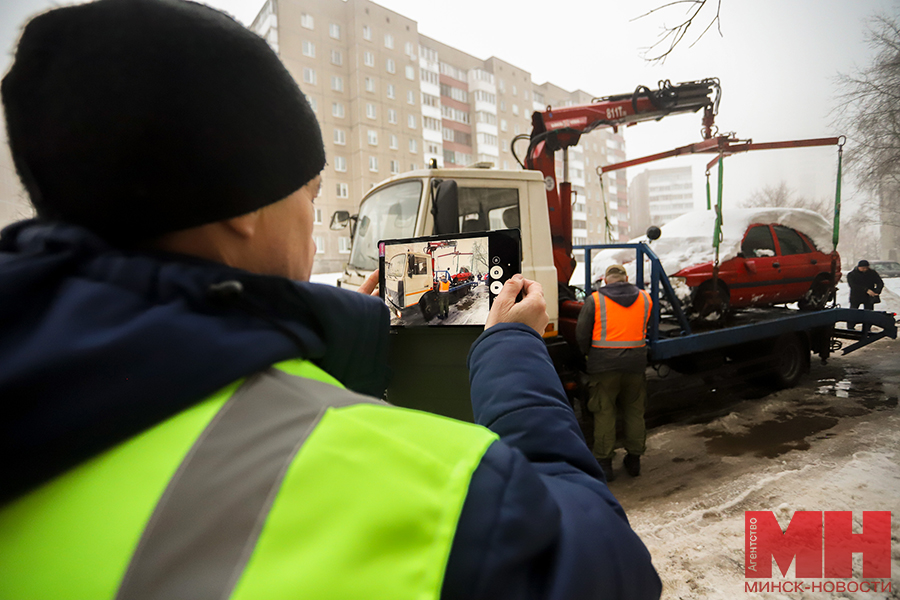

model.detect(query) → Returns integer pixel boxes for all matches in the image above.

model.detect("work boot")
[623,453,641,477]
[598,458,615,482]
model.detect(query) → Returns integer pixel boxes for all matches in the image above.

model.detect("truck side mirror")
[330,210,351,230]
[431,180,459,235]
[646,225,661,241]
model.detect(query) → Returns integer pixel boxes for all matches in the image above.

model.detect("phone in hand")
[378,229,521,327]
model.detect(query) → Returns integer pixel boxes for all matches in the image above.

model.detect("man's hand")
[867,289,879,297]
[358,270,380,296]
[485,274,549,335]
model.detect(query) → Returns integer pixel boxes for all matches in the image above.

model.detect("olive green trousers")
[587,371,647,461]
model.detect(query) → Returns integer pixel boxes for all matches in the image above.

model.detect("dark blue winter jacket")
[0,220,661,599]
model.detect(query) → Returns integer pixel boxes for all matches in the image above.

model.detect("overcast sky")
[3,0,898,211]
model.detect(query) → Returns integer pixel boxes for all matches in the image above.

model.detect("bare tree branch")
[634,0,723,63]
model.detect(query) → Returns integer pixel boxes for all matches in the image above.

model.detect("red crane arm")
[523,79,721,285]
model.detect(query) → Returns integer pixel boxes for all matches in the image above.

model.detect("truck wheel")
[798,276,833,311]
[419,292,437,321]
[770,333,808,388]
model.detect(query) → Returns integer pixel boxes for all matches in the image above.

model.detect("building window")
[407,90,415,105]
[336,182,349,198]
[303,68,316,85]
[334,129,346,145]
[384,33,394,48]
[365,77,375,93]
[329,23,341,39]
[514,124,520,135]
[405,41,415,57]
[423,116,440,130]
[338,237,352,254]
[369,156,378,172]
[512,104,519,116]
[362,25,371,40]
[301,13,314,29]
[405,65,415,80]
[302,40,315,57]
[523,91,529,101]
[306,95,317,112]
[330,49,342,65]
[314,208,323,224]
[364,51,374,67]
[366,103,377,119]
[427,142,440,154]
[422,93,439,107]
[334,156,347,172]
[386,58,396,73]
[386,84,395,99]
[498,79,505,92]
[407,114,416,129]
[420,70,439,85]
[388,109,398,124]
[409,139,417,153]
[390,134,398,149]
[512,85,517,96]
[314,236,325,253]
[500,100,505,111]
[331,76,343,92]
[367,129,378,145]
[390,160,399,174]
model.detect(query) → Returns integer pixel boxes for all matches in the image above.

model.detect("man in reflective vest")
[438,271,452,319]
[576,264,653,481]
[0,1,662,599]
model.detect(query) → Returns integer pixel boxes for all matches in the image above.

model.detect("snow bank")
[587,208,835,284]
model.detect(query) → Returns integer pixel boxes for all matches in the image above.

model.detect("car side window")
[741,225,776,258]
[773,225,806,256]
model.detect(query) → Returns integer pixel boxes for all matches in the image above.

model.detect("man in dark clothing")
[847,259,884,334]
[0,1,662,598]
[576,265,653,481]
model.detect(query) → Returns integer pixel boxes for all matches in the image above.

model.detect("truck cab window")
[457,187,519,233]
[741,225,776,258]
[348,180,423,272]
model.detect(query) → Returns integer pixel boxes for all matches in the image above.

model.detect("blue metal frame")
[573,243,897,360]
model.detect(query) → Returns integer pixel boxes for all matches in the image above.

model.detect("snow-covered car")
[592,208,841,316]
[869,260,900,278]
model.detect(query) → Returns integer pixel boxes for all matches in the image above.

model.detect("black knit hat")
[2,0,325,242]
[858,260,869,268]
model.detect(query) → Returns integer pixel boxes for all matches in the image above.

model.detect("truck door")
[405,254,432,307]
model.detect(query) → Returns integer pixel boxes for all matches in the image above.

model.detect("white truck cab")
[333,166,560,331]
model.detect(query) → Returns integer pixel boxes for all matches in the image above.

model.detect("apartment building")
[628,166,695,232]
[250,0,634,272]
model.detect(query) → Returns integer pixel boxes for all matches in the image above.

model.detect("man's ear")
[222,210,260,239]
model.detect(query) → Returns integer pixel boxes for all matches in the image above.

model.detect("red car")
[664,211,841,316]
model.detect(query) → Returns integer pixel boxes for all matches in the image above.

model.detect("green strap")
[713,155,725,266]
[705,169,712,211]
[833,144,842,251]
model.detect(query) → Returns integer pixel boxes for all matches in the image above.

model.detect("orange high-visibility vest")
[591,289,652,349]
[439,279,450,292]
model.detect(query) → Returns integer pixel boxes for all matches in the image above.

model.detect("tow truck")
[332,79,897,421]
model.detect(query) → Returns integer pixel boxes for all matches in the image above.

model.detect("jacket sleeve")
[873,271,884,294]
[442,323,662,600]
[575,294,594,356]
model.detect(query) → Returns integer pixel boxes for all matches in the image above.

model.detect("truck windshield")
[348,180,423,272]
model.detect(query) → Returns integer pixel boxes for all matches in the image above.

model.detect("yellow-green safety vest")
[0,359,497,600]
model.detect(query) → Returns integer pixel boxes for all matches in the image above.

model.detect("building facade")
[250,0,630,273]
[628,165,694,233]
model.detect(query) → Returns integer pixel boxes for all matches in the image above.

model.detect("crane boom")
[523,78,721,285]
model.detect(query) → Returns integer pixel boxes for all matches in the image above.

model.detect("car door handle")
[810,259,817,265]
[773,262,781,268]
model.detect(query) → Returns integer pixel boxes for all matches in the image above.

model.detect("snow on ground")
[613,340,900,599]
[587,208,834,285]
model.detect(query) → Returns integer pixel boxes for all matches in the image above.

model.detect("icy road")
[612,283,899,599]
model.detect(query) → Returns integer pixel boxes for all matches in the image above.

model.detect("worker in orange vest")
[438,271,452,319]
[575,264,652,481]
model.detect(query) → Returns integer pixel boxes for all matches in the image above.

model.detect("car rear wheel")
[798,276,834,311]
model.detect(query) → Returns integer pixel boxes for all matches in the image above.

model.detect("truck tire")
[770,333,809,388]
[419,292,437,321]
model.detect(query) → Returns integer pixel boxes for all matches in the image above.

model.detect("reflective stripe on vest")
[591,289,652,348]
[0,359,497,600]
